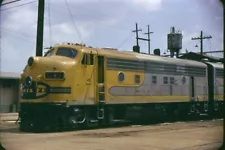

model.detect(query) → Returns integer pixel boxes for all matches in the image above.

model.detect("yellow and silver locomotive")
[19,43,224,131]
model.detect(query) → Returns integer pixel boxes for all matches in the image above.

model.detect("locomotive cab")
[19,43,100,131]
[21,45,80,102]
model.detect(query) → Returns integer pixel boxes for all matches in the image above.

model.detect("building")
[0,71,21,113]
[179,52,223,63]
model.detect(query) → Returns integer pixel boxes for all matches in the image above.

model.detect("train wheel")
[173,109,179,122]
[212,101,219,119]
[218,102,224,118]
[106,109,114,125]
[204,102,208,113]
[82,110,98,129]
[84,117,96,128]
[68,116,78,129]
[19,121,34,132]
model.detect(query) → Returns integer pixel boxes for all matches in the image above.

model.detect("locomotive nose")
[23,56,76,82]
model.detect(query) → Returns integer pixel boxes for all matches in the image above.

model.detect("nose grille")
[45,72,65,80]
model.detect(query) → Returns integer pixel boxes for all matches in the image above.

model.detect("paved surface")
[0,119,223,150]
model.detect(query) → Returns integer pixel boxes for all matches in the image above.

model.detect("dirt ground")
[0,119,223,150]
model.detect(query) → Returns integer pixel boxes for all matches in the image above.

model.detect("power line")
[49,4,129,31]
[1,0,21,6]
[116,32,133,49]
[2,26,49,36]
[0,1,37,11]
[51,2,129,30]
[203,50,223,54]
[2,27,35,41]
[64,0,83,44]
[1,27,36,39]
[2,29,35,43]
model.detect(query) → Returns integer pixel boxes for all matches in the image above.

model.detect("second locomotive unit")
[19,43,224,131]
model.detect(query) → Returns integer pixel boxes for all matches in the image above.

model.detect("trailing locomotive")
[19,43,224,131]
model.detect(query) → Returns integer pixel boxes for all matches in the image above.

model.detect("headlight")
[24,76,32,87]
[27,57,34,66]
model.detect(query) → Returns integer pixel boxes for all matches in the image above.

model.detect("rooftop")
[179,52,223,63]
[0,71,21,79]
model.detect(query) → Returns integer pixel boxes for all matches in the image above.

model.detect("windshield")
[44,49,54,57]
[56,47,77,58]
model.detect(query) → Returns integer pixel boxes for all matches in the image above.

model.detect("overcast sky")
[0,0,223,72]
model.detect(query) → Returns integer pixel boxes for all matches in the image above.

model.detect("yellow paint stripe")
[215,95,224,101]
[107,95,190,103]
[197,95,208,101]
[20,100,66,103]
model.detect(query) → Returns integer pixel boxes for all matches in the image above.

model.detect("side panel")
[194,77,208,101]
[72,54,96,105]
[96,55,106,103]
[190,76,195,100]
[105,57,207,104]
[215,69,223,101]
[106,70,144,103]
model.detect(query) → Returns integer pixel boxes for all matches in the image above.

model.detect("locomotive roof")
[0,71,21,79]
[132,52,207,68]
[94,48,207,68]
[205,62,223,69]
[55,44,207,68]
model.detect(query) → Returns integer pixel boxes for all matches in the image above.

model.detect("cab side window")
[82,53,94,65]
[82,54,88,65]
[90,54,94,65]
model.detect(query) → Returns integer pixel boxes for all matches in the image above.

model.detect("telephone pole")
[0,0,4,5]
[132,23,142,47]
[144,25,153,54]
[191,31,212,56]
[0,1,2,73]
[220,1,225,150]
[36,0,45,56]
[132,23,151,54]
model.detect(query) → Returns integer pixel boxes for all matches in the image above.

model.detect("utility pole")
[0,1,2,73]
[144,25,153,54]
[36,0,45,56]
[0,3,6,150]
[0,0,4,5]
[220,1,225,150]
[191,31,212,56]
[132,23,142,47]
[132,23,151,54]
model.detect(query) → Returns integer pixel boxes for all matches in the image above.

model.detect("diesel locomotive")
[19,43,224,131]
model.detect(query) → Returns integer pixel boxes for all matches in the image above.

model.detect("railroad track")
[30,114,223,133]
[2,112,221,133]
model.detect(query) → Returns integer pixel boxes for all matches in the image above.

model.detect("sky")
[0,0,223,73]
